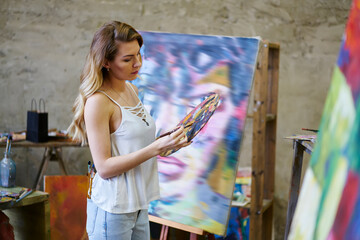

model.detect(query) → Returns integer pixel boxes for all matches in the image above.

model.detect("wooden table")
[0,139,83,189]
[284,135,315,239]
[0,186,50,240]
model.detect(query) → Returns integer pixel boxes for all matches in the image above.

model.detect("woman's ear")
[103,60,110,70]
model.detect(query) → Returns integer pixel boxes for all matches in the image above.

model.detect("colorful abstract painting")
[288,0,360,239]
[44,175,88,240]
[134,31,260,235]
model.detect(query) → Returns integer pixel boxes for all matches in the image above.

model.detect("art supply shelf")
[0,186,50,239]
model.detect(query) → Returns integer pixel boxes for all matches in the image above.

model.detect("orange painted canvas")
[44,175,88,240]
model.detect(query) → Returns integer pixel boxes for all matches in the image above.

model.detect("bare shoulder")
[128,82,139,94]
[85,92,112,116]
[86,92,109,107]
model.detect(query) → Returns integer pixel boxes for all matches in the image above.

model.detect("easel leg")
[34,147,68,190]
[159,225,169,240]
[284,140,305,239]
[189,233,198,240]
[34,147,52,189]
[54,147,68,175]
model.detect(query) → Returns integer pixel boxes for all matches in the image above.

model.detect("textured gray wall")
[0,0,352,239]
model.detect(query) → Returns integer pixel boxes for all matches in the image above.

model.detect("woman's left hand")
[154,126,191,155]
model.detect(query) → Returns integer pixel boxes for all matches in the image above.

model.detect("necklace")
[109,85,149,126]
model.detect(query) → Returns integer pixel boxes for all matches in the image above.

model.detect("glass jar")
[0,152,16,188]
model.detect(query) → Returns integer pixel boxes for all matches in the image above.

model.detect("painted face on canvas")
[137,31,259,234]
[154,79,235,200]
[107,40,142,81]
[136,38,247,201]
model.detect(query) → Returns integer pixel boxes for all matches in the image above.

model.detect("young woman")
[68,21,190,240]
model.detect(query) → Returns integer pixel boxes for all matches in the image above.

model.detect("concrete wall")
[0,0,352,239]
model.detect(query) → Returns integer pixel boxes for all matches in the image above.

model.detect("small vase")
[0,153,16,188]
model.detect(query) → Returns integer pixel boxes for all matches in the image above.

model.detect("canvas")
[288,0,360,239]
[44,175,88,240]
[134,31,260,235]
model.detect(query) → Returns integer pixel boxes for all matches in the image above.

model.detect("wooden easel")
[248,41,279,240]
[150,40,279,240]
[149,215,215,240]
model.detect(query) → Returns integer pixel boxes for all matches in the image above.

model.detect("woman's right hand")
[154,126,191,156]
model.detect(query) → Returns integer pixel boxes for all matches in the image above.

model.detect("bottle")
[0,135,16,188]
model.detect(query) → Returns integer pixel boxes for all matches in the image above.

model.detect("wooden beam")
[263,42,280,239]
[149,215,204,235]
[250,40,269,240]
[264,44,279,200]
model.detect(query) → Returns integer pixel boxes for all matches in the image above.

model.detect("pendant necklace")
[110,85,149,126]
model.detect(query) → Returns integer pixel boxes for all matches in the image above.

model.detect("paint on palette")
[160,92,221,157]
[133,31,260,235]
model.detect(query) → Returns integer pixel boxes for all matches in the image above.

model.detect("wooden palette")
[160,92,220,157]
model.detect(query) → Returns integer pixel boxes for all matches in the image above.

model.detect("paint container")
[0,136,16,188]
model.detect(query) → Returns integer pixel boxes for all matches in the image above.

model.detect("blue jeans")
[86,199,150,240]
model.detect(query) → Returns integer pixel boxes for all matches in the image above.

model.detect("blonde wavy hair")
[67,21,143,145]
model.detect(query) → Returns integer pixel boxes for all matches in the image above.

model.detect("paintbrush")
[157,122,194,139]
[301,128,318,133]
[87,161,91,176]
[88,164,95,199]
[16,188,33,202]
[5,135,12,157]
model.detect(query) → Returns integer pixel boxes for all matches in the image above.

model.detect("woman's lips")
[158,156,187,180]
[131,70,139,74]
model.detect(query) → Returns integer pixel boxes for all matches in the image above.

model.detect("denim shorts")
[86,199,150,240]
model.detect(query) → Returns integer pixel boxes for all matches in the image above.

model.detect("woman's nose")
[133,55,142,68]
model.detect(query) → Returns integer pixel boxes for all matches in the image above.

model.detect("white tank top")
[90,83,160,213]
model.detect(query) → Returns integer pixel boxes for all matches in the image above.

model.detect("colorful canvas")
[134,31,260,235]
[288,0,360,239]
[160,92,220,156]
[44,175,88,240]
[0,196,13,203]
[0,187,31,204]
[215,207,250,240]
[0,189,19,203]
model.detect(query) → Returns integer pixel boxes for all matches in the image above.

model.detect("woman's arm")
[85,93,189,179]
